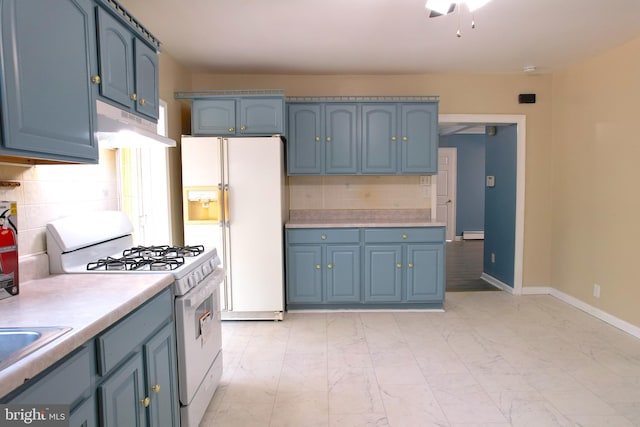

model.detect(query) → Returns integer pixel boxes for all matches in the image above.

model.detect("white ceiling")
[119,0,640,75]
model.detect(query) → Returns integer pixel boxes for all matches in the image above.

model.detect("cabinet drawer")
[364,227,445,243]
[96,288,172,376]
[287,228,360,244]
[11,345,93,406]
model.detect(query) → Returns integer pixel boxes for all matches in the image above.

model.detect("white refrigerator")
[181,135,287,320]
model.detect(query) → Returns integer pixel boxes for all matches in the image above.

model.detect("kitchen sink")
[0,327,72,372]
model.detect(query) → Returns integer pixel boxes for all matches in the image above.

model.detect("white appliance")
[46,211,223,427]
[95,99,176,148]
[181,135,287,321]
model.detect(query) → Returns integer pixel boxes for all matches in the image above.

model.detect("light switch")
[486,176,495,187]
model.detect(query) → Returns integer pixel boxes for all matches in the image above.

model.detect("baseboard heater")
[463,231,484,240]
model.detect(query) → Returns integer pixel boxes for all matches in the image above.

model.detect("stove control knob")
[187,276,196,290]
[203,263,212,276]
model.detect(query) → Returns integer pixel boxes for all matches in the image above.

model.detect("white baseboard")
[481,277,640,339]
[480,273,513,293]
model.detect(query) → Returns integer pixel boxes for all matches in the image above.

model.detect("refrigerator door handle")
[217,184,224,227]
[223,184,230,224]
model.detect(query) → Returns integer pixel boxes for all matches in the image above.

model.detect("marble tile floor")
[200,292,640,426]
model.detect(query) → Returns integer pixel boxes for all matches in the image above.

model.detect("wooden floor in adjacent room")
[446,240,499,292]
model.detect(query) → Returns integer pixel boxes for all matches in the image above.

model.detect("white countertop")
[0,273,174,398]
[285,218,446,228]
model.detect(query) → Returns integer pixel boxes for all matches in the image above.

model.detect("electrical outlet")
[422,186,430,198]
[593,284,601,298]
[419,176,429,185]
[491,253,496,263]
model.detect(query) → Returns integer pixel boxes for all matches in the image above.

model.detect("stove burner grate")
[85,244,206,271]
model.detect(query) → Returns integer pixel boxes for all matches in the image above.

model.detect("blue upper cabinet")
[287,104,322,173]
[361,104,398,174]
[0,0,99,163]
[400,103,438,174]
[286,97,438,176]
[191,96,285,136]
[96,5,159,121]
[325,104,358,174]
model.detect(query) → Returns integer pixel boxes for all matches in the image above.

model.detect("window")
[118,100,173,245]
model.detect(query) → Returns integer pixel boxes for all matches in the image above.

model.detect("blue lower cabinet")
[69,397,97,427]
[364,245,402,302]
[99,354,147,427]
[144,323,180,427]
[286,227,445,309]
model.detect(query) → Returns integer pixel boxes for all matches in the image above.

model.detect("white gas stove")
[45,211,223,427]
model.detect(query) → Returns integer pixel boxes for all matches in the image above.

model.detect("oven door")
[174,267,224,405]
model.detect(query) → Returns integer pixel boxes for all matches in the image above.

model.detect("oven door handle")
[184,269,224,309]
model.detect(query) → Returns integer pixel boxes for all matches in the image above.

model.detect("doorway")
[438,114,525,294]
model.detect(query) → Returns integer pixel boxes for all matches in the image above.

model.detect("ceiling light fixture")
[425,0,492,37]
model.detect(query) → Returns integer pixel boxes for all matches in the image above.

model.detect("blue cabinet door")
[240,97,284,135]
[364,245,402,302]
[192,99,236,135]
[400,104,438,174]
[134,39,159,120]
[99,354,147,427]
[326,245,360,302]
[144,323,180,427]
[96,7,135,110]
[406,244,444,302]
[287,104,322,174]
[325,104,358,174]
[69,397,97,427]
[361,104,397,174]
[0,0,98,163]
[287,245,323,303]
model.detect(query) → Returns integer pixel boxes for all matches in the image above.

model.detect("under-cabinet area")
[285,211,446,310]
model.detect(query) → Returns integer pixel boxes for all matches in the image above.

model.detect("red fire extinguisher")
[0,207,19,297]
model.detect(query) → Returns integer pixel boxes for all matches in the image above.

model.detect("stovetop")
[87,245,206,272]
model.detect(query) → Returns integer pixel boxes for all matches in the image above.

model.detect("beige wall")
[551,36,640,326]
[189,72,554,290]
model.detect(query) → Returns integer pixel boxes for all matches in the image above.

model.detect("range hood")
[95,99,176,148]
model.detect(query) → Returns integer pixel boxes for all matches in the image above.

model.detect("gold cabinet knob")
[403,136,408,141]
[327,263,333,269]
[228,127,234,132]
[396,263,402,268]
[321,234,327,240]
[240,125,247,131]
[402,234,408,239]
[130,93,137,101]
[315,136,320,142]
[408,263,414,268]
[91,75,101,84]
[316,264,321,269]
[140,397,150,407]
[151,384,161,393]
[326,136,332,142]
[139,98,146,106]
[391,136,397,141]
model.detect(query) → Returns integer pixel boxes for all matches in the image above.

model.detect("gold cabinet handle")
[327,263,333,269]
[321,234,327,240]
[326,136,332,142]
[391,136,397,141]
[240,125,246,131]
[139,98,146,106]
[130,93,137,101]
[151,384,161,393]
[228,127,235,132]
[315,136,320,142]
[408,263,414,268]
[396,263,402,268]
[402,234,408,239]
[403,136,408,141]
[91,75,101,84]
[316,264,321,269]
[140,397,150,407]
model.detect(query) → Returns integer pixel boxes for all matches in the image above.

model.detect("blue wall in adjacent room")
[483,124,517,287]
[439,133,486,237]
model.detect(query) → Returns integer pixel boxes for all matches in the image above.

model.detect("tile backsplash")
[289,175,433,210]
[0,149,119,258]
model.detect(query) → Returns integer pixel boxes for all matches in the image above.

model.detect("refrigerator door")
[224,136,285,318]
